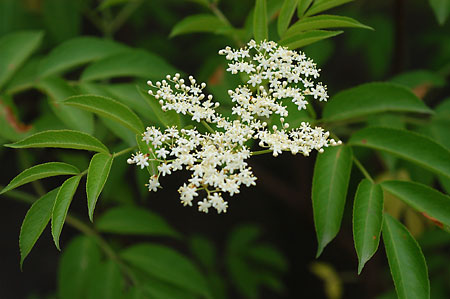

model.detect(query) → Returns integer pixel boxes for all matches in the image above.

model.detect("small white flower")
[158,163,172,176]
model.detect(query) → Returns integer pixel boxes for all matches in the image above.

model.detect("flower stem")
[352,156,374,183]
[251,149,273,156]
[113,146,138,158]
[201,120,216,134]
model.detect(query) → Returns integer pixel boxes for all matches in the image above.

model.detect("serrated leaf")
[352,179,383,274]
[297,0,313,18]
[121,243,210,297]
[19,188,59,267]
[95,205,180,238]
[63,95,144,134]
[284,15,372,39]
[322,82,432,122]
[80,49,177,81]
[1,162,79,195]
[87,260,124,299]
[304,0,353,17]
[39,37,127,77]
[58,235,102,299]
[277,0,299,37]
[348,127,450,179]
[279,30,342,49]
[382,214,430,299]
[429,0,450,25]
[5,130,109,153]
[312,145,353,257]
[381,180,450,228]
[86,153,113,221]
[138,88,181,128]
[254,0,268,42]
[0,31,43,90]
[37,76,94,134]
[170,14,228,37]
[51,175,81,250]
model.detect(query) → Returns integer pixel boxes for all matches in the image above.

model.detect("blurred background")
[1,0,449,298]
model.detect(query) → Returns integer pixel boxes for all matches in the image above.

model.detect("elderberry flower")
[129,40,342,214]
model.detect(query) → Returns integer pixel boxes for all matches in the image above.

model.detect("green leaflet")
[58,236,102,299]
[63,95,144,134]
[312,145,353,257]
[138,87,181,128]
[277,0,299,37]
[0,31,43,90]
[51,175,82,250]
[121,243,211,298]
[283,14,372,39]
[39,36,127,77]
[352,179,383,274]
[170,14,228,37]
[95,205,180,238]
[297,0,313,18]
[86,260,124,299]
[253,0,268,42]
[322,82,432,122]
[80,49,177,81]
[348,127,450,179]
[429,0,450,25]
[1,162,79,194]
[19,188,59,267]
[382,214,430,299]
[86,153,114,221]
[304,0,354,17]
[381,180,450,228]
[42,0,81,43]
[5,130,109,153]
[279,30,343,49]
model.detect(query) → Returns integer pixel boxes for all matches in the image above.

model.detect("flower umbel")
[127,40,341,213]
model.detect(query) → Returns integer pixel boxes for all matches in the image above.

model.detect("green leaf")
[121,243,210,297]
[228,225,262,253]
[245,244,288,272]
[382,214,430,299]
[312,145,353,257]
[5,130,109,153]
[137,278,198,299]
[322,83,432,122]
[95,206,180,238]
[170,14,228,37]
[277,0,299,37]
[136,133,159,175]
[51,175,81,250]
[284,15,372,38]
[138,88,181,128]
[253,0,268,42]
[352,179,383,274]
[348,127,450,179]
[189,235,216,271]
[87,260,124,299]
[429,0,450,25]
[98,0,130,10]
[297,0,313,18]
[37,76,94,134]
[63,95,144,134]
[304,0,353,17]
[80,49,177,81]
[39,37,127,77]
[381,180,450,228]
[5,57,41,94]
[86,153,114,221]
[43,0,81,43]
[58,236,102,299]
[0,31,43,90]
[391,70,446,89]
[19,188,59,267]
[279,30,342,49]
[1,162,79,195]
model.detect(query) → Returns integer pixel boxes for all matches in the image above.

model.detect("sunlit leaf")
[5,130,109,153]
[19,188,59,267]
[279,30,342,49]
[63,95,144,134]
[304,0,353,17]
[51,175,81,250]
[277,0,299,37]
[312,145,353,257]
[352,179,383,274]
[348,127,450,179]
[1,162,79,195]
[86,153,114,221]
[381,180,450,228]
[95,205,180,238]
[297,0,313,18]
[382,214,430,299]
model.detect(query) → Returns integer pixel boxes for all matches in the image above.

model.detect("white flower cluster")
[128,40,341,214]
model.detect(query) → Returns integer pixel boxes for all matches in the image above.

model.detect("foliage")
[1,0,449,298]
